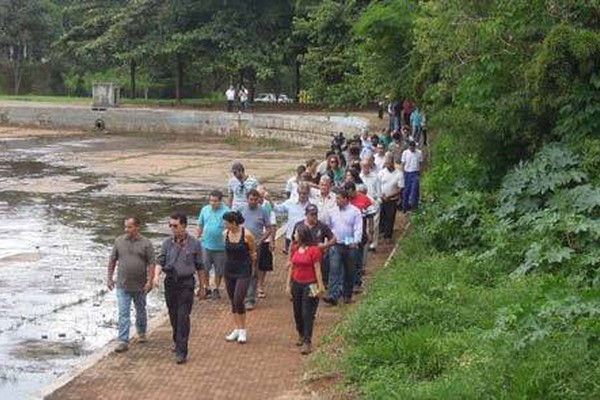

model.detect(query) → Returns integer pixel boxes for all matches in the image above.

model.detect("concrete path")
[44,229,401,400]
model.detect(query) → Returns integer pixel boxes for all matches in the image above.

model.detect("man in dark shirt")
[152,212,203,364]
[107,216,155,353]
[291,204,336,286]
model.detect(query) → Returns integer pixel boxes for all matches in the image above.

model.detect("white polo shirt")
[401,149,423,172]
[314,191,337,224]
[360,171,381,201]
[378,167,404,197]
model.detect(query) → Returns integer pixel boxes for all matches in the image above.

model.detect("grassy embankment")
[317,136,600,399]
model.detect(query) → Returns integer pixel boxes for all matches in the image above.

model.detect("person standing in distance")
[153,212,203,364]
[107,216,155,353]
[225,86,236,112]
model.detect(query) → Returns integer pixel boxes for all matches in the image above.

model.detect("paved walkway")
[46,228,401,400]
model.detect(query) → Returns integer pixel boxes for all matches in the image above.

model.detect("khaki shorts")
[202,249,226,277]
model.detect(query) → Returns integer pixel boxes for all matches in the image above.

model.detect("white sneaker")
[225,329,239,342]
[237,329,247,344]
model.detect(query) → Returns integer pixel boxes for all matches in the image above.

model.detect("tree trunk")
[130,59,137,99]
[175,55,184,104]
[295,58,301,102]
[13,61,21,95]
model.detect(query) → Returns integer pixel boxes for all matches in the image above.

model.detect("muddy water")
[0,131,300,399]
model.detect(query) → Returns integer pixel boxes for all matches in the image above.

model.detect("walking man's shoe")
[115,342,129,353]
[138,334,147,343]
[322,297,337,306]
[175,355,187,364]
[300,343,312,355]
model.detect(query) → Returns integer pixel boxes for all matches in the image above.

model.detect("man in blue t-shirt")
[196,190,229,300]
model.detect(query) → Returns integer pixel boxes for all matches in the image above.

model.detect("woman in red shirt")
[286,224,325,355]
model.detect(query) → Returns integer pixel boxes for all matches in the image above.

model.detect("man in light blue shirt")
[274,183,314,254]
[325,188,362,305]
[196,190,229,300]
[238,188,274,309]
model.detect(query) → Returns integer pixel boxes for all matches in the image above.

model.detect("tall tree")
[0,0,60,94]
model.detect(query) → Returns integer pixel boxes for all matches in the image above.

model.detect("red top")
[351,192,372,211]
[291,245,322,283]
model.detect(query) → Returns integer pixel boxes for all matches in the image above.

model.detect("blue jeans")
[328,245,357,302]
[390,115,400,132]
[116,288,147,344]
[403,171,420,211]
[353,244,366,288]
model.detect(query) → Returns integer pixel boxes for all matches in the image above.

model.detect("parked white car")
[254,93,277,103]
[277,94,293,103]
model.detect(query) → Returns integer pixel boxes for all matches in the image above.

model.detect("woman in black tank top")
[222,211,257,344]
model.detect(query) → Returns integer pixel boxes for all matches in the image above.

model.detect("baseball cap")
[305,204,318,215]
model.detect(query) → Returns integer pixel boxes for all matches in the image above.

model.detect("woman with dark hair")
[222,211,257,344]
[286,223,325,355]
[326,154,345,187]
[344,166,363,185]
[305,158,321,184]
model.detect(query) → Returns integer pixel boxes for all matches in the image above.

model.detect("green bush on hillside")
[337,144,600,399]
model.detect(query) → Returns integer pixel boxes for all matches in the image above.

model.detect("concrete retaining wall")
[0,102,369,146]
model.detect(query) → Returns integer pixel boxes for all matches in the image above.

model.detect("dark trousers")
[285,238,291,253]
[164,276,194,358]
[291,280,319,344]
[226,276,251,314]
[321,253,330,289]
[380,199,398,239]
[328,245,357,302]
[227,100,234,112]
[353,244,366,288]
[403,172,420,211]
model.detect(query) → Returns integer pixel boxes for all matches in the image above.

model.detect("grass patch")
[331,228,600,399]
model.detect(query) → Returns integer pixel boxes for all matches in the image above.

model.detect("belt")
[165,274,194,282]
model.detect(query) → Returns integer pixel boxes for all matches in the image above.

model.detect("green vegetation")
[308,1,600,399]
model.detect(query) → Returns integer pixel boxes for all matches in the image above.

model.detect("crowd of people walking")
[106,114,424,364]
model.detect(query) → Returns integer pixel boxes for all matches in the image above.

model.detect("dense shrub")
[340,229,600,399]
[330,2,600,399]
[336,144,600,398]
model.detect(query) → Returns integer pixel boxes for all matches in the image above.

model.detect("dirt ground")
[45,223,405,400]
[0,127,323,199]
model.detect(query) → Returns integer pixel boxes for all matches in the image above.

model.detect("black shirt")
[292,220,334,246]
